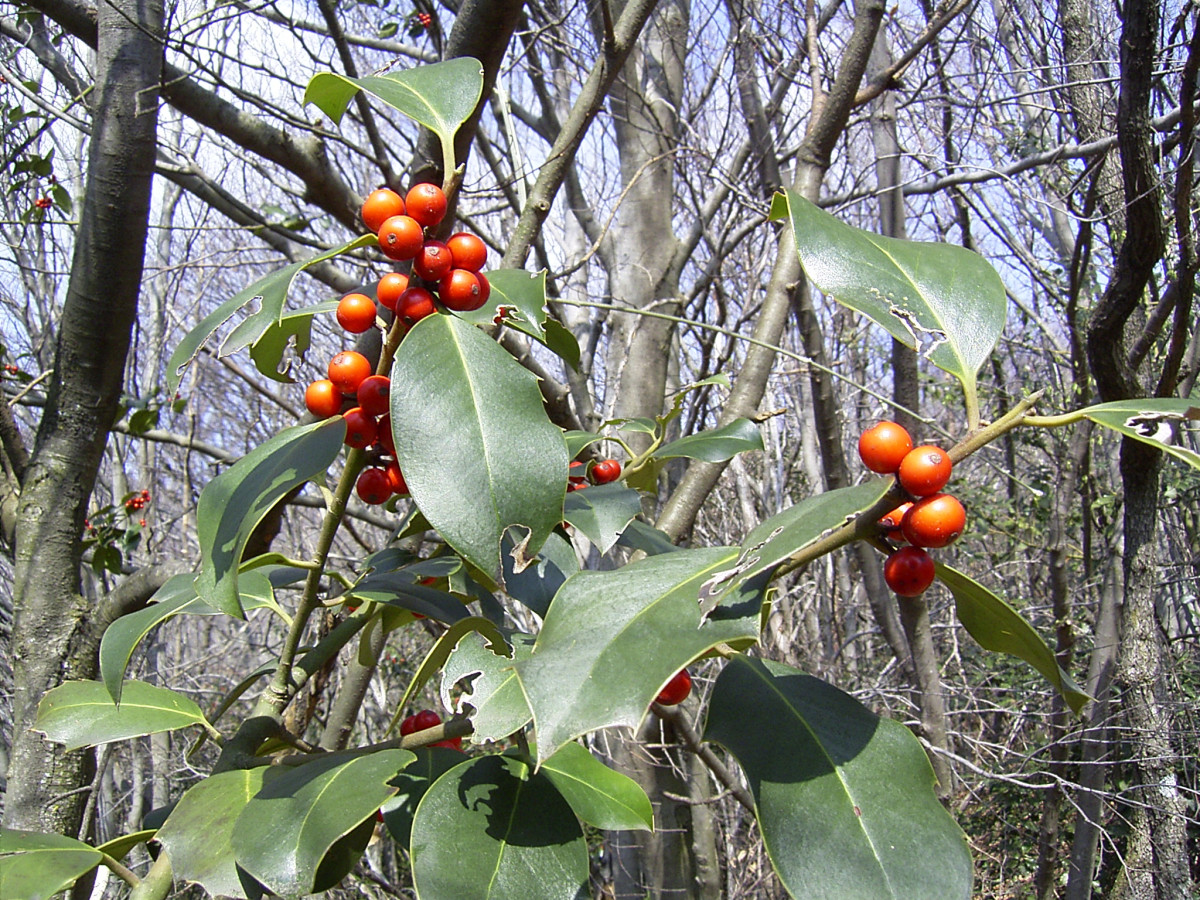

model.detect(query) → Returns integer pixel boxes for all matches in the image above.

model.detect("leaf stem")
[101,852,141,888]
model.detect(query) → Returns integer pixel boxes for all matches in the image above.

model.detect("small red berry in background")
[34,196,52,210]
[304,379,342,418]
[336,292,377,333]
[591,459,622,484]
[438,269,483,311]
[858,421,913,474]
[356,467,391,504]
[901,493,966,549]
[396,286,436,325]
[360,188,405,233]
[898,445,953,497]
[878,501,912,535]
[377,415,396,454]
[656,669,692,706]
[446,232,487,271]
[342,407,378,449]
[376,272,409,311]
[413,240,453,282]
[327,350,373,395]
[357,374,390,417]
[378,214,424,261]
[432,736,463,751]
[385,461,408,496]
[405,183,447,228]
[883,546,936,596]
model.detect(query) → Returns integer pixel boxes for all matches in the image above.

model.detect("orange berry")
[446,232,487,271]
[901,493,966,548]
[858,421,913,474]
[361,188,405,233]
[376,272,409,311]
[405,183,447,228]
[327,351,373,395]
[305,379,343,418]
[336,292,377,333]
[898,445,953,497]
[378,214,424,261]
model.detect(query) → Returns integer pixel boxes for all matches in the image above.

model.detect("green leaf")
[196,419,345,617]
[701,480,891,615]
[564,430,603,459]
[457,268,548,336]
[441,632,536,743]
[936,564,1090,714]
[155,769,269,899]
[654,417,764,462]
[411,755,588,900]
[165,235,375,394]
[101,570,275,703]
[34,680,213,751]
[562,482,643,554]
[95,830,155,862]
[541,318,582,371]
[1075,398,1200,470]
[616,518,679,556]
[516,547,761,763]
[305,59,483,172]
[0,830,103,900]
[390,314,568,583]
[379,747,467,847]
[247,300,338,384]
[233,750,414,897]
[541,742,653,832]
[50,183,71,214]
[502,530,578,617]
[704,657,973,900]
[346,570,471,623]
[772,189,1006,413]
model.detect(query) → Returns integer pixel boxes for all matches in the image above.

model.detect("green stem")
[128,853,171,900]
[100,853,141,888]
[1022,410,1088,428]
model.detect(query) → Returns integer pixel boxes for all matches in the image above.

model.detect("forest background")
[0,0,1197,898]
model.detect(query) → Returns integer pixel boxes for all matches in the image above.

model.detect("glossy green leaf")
[936,564,1090,714]
[101,570,275,703]
[248,300,338,384]
[564,430,602,459]
[233,750,414,897]
[166,236,376,394]
[380,747,467,847]
[156,768,269,899]
[516,547,761,763]
[655,417,764,462]
[541,318,582,371]
[196,418,345,617]
[457,268,548,338]
[541,741,653,832]
[442,632,536,742]
[502,531,578,617]
[35,680,214,751]
[704,657,973,899]
[0,830,103,900]
[390,314,568,583]
[563,482,643,554]
[772,189,1006,410]
[305,58,483,172]
[347,570,471,623]
[701,480,891,615]
[95,830,155,862]
[616,518,679,556]
[411,754,588,900]
[1075,398,1200,470]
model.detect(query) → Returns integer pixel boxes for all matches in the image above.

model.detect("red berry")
[361,188,405,233]
[590,459,622,484]
[898,446,953,497]
[356,467,391,504]
[34,196,52,210]
[396,287,436,325]
[399,715,419,736]
[438,269,483,311]
[883,546,936,596]
[405,183,447,229]
[413,709,441,731]
[656,669,692,706]
[446,232,487,271]
[377,415,396,454]
[413,240,453,282]
[327,351,373,395]
[376,272,409,311]
[306,379,344,418]
[357,374,391,417]
[432,737,463,751]
[878,502,912,536]
[901,493,966,549]
[858,421,913,474]
[343,407,378,449]
[378,214,424,261]
[385,461,408,496]
[476,272,490,306]
[336,292,377,333]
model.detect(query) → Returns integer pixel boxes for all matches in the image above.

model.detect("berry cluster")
[362,183,490,320]
[34,196,51,210]
[858,421,967,597]
[566,457,622,492]
[124,489,151,513]
[399,708,461,750]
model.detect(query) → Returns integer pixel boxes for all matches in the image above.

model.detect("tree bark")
[3,0,163,834]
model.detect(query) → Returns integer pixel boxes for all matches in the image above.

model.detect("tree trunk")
[3,0,163,835]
